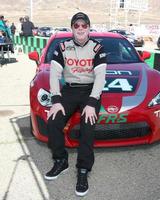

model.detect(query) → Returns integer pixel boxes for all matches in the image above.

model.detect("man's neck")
[73,37,89,47]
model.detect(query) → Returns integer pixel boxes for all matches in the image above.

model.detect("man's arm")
[50,44,65,104]
[48,43,66,120]
[87,45,107,107]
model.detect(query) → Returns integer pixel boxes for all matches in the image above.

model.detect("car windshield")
[44,37,141,64]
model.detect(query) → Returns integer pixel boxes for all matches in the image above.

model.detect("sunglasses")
[73,23,88,29]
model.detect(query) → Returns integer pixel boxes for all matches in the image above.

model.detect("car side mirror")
[28,51,39,65]
[141,51,151,60]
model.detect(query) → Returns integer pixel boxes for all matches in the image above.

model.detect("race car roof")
[50,31,123,39]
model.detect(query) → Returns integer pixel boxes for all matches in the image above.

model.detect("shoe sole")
[44,167,69,180]
[75,189,89,197]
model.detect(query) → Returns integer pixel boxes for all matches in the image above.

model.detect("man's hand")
[47,103,65,120]
[81,105,97,125]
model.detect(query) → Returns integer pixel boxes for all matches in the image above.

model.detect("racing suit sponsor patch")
[54,50,58,56]
[93,44,101,53]
[66,46,75,51]
[65,58,93,66]
[99,53,106,58]
[71,67,93,73]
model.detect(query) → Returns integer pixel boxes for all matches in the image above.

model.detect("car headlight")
[148,92,160,107]
[37,88,52,107]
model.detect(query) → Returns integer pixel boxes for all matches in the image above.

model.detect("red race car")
[29,32,160,147]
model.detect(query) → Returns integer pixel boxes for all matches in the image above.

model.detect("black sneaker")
[75,168,89,197]
[44,159,68,180]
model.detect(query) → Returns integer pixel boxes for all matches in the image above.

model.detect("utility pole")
[29,0,33,21]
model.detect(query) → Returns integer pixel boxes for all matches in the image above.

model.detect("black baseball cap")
[71,12,90,27]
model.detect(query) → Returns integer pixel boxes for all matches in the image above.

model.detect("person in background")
[0,16,14,53]
[0,29,14,53]
[4,20,12,39]
[17,17,24,36]
[0,30,5,43]
[10,22,16,44]
[0,15,6,32]
[45,12,107,197]
[10,23,16,35]
[0,16,11,39]
[21,16,34,37]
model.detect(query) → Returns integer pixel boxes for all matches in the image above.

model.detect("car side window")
[120,43,139,62]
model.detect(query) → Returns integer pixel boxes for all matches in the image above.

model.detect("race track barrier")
[13,35,160,71]
[14,35,49,55]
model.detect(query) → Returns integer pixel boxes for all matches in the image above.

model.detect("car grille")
[69,122,151,140]
[36,116,151,141]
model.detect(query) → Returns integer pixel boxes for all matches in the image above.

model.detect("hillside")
[1,0,160,28]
